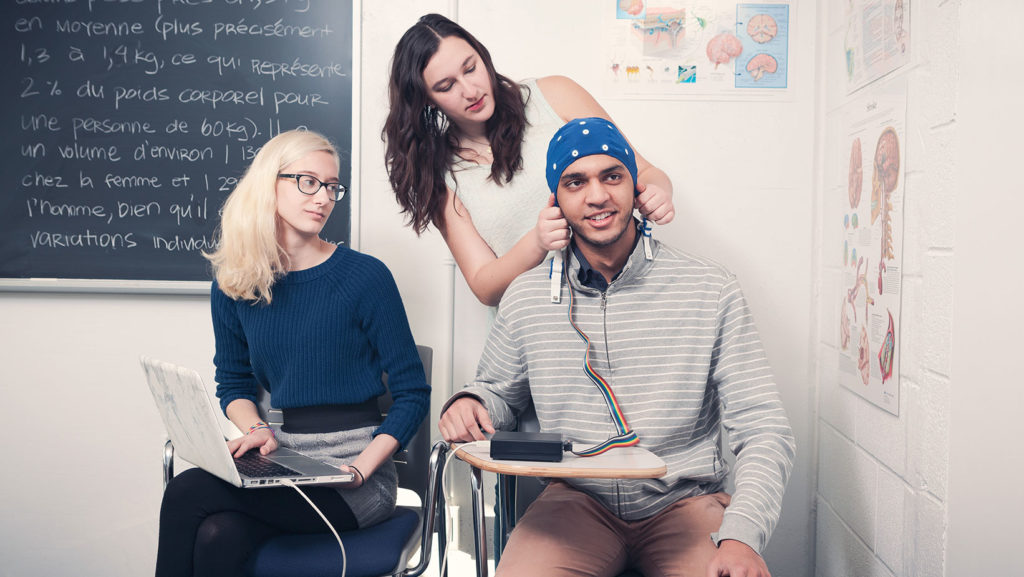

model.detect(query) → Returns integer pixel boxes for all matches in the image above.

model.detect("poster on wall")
[603,0,793,99]
[837,81,907,415]
[844,0,911,94]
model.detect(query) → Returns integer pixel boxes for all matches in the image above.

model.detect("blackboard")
[1,0,355,293]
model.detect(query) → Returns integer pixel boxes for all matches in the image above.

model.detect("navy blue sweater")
[211,246,430,447]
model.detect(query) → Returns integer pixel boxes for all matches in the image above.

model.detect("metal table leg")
[469,466,489,577]
[496,473,517,556]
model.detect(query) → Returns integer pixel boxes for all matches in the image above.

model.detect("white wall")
[948,1,1024,575]
[814,0,952,574]
[0,1,817,574]
[0,293,213,575]
[814,1,1024,576]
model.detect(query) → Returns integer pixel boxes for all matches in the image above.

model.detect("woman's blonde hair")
[204,129,339,303]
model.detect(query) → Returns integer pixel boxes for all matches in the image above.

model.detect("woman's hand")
[326,434,400,489]
[227,427,278,458]
[535,194,570,251]
[339,464,366,488]
[634,182,675,225]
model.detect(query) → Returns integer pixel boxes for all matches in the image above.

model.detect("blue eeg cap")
[545,117,638,198]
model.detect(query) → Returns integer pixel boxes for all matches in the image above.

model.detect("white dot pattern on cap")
[545,116,638,193]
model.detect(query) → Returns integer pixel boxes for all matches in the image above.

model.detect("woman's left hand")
[326,434,397,489]
[340,464,366,488]
[634,182,675,225]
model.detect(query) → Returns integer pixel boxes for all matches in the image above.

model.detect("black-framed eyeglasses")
[278,173,347,201]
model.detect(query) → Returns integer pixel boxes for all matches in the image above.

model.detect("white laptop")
[141,356,354,488]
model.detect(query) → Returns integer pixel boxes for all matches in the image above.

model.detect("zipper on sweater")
[601,291,612,371]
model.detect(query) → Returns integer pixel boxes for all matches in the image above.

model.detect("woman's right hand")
[227,428,278,458]
[535,194,570,251]
[440,188,565,306]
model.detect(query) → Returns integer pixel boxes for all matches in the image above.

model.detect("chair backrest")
[255,345,433,503]
[381,345,432,502]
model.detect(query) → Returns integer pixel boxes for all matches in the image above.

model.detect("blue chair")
[161,345,448,577]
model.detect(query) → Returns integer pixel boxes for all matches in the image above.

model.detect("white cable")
[280,479,346,577]
[278,441,481,577]
[438,440,486,577]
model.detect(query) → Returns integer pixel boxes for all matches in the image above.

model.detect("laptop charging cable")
[279,478,347,577]
[278,438,508,577]
[280,444,475,577]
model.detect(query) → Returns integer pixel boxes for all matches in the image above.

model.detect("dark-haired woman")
[383,14,675,306]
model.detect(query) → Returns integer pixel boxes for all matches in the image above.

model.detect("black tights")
[155,468,357,577]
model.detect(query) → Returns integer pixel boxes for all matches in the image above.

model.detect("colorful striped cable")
[565,270,640,457]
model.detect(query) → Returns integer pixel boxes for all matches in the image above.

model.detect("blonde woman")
[155,130,430,577]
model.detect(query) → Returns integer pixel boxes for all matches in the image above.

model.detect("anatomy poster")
[844,0,911,94]
[604,1,792,99]
[837,84,906,414]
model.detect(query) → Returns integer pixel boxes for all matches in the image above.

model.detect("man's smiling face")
[557,154,636,253]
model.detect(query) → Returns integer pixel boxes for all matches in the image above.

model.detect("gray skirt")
[273,424,397,528]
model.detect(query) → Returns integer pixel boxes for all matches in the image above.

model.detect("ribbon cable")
[564,268,639,456]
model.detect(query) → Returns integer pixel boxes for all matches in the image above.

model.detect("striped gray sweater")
[455,236,795,554]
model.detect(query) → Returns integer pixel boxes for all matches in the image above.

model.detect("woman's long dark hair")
[383,13,529,235]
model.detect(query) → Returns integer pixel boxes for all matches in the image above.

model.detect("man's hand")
[438,397,495,442]
[706,539,770,577]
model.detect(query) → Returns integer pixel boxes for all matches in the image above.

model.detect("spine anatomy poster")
[837,83,906,414]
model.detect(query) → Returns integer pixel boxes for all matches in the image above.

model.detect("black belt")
[280,398,382,434]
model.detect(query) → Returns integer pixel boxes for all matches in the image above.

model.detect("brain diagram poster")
[604,1,792,99]
[837,86,906,414]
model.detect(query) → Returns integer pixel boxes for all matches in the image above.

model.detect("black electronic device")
[489,431,566,462]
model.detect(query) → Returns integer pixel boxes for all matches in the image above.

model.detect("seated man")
[439,117,795,577]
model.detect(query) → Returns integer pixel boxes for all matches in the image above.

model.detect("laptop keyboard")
[234,451,301,478]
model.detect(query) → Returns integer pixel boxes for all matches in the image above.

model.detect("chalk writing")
[30,230,137,249]
[2,0,352,284]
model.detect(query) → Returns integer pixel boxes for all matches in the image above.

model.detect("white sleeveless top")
[444,78,565,257]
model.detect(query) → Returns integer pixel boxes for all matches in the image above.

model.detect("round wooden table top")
[452,441,667,479]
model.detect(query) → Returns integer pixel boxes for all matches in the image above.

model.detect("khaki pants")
[496,481,730,577]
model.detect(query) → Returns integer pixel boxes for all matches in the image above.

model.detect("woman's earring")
[423,105,448,134]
